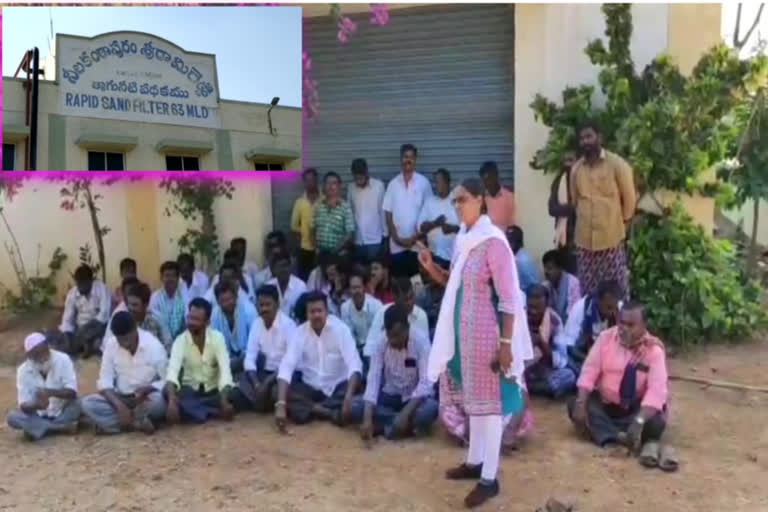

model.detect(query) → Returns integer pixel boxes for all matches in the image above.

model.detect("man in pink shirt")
[480,161,516,230]
[568,302,668,452]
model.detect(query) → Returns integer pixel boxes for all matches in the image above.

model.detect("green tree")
[529,4,767,345]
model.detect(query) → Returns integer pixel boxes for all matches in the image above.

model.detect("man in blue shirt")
[506,226,541,293]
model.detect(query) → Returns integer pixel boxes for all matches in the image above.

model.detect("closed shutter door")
[272,4,515,239]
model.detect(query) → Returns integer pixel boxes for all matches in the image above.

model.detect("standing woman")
[419,178,532,508]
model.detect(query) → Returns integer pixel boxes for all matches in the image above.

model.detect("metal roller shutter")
[272,4,515,238]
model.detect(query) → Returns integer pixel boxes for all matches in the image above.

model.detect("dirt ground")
[0,311,766,512]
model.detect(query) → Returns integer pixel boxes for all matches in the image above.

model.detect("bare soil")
[0,312,766,512]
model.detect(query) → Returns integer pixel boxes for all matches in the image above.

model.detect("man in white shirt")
[557,280,623,376]
[274,291,362,428]
[253,231,290,289]
[82,312,168,435]
[349,158,386,263]
[382,144,433,278]
[363,277,429,358]
[56,264,111,358]
[230,237,261,288]
[234,284,297,412]
[208,249,256,304]
[340,269,383,356]
[418,168,460,268]
[267,250,308,320]
[178,253,209,303]
[7,333,80,441]
[352,304,438,441]
[204,263,252,307]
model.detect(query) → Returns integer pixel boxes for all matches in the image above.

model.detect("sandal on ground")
[464,480,499,508]
[658,444,679,472]
[445,463,482,480]
[639,441,660,468]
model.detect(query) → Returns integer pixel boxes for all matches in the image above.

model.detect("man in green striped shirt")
[312,172,356,254]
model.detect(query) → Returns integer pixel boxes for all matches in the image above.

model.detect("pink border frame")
[0,4,303,177]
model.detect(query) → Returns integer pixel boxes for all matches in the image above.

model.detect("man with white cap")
[6,333,80,441]
[82,312,168,435]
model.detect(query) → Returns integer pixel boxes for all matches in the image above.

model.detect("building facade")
[279,3,722,261]
[3,31,301,171]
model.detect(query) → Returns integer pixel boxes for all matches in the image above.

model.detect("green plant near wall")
[630,205,765,346]
[0,177,68,313]
[159,178,235,272]
[529,4,767,346]
[530,4,767,202]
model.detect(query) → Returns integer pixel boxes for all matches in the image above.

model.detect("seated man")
[542,248,581,322]
[82,312,167,435]
[7,333,80,441]
[559,280,622,376]
[506,226,541,293]
[340,269,383,357]
[125,282,172,350]
[149,261,188,343]
[209,249,256,304]
[178,253,209,303]
[112,258,137,311]
[210,280,257,375]
[237,285,297,412]
[107,276,140,339]
[268,250,308,320]
[165,298,235,425]
[274,291,362,428]
[253,231,289,288]
[352,304,438,440]
[524,285,576,399]
[368,254,394,304]
[568,302,669,453]
[363,277,429,358]
[204,262,251,306]
[55,264,111,358]
[230,236,261,289]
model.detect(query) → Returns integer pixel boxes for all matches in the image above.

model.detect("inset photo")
[2,6,301,171]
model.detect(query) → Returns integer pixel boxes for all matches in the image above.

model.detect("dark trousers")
[176,386,233,424]
[48,320,106,357]
[355,242,384,264]
[391,250,419,278]
[232,370,278,413]
[296,249,316,282]
[285,376,348,425]
[567,393,666,447]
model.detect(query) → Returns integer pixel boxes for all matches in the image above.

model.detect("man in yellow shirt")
[570,120,636,298]
[291,168,323,281]
[165,298,235,425]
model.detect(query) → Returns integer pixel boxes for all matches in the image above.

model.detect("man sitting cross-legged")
[7,333,80,441]
[165,298,236,425]
[274,291,362,429]
[210,280,257,376]
[568,302,669,458]
[524,285,576,399]
[54,264,111,358]
[351,304,438,441]
[235,285,297,412]
[82,312,167,435]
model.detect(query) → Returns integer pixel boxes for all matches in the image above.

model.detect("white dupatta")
[427,215,533,384]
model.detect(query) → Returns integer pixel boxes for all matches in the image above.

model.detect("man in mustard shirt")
[570,120,636,298]
[165,298,235,424]
[291,168,323,281]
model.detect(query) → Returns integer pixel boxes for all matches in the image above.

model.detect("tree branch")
[734,3,765,50]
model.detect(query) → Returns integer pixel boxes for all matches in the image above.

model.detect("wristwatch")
[634,416,645,425]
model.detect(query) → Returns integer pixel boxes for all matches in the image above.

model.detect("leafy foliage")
[630,205,765,346]
[530,4,768,199]
[1,246,67,313]
[159,177,235,271]
[531,4,767,346]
